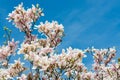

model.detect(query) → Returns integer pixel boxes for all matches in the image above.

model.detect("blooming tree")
[0,3,120,80]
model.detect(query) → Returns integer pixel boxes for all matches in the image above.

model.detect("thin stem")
[36,68,40,80]
[29,61,33,76]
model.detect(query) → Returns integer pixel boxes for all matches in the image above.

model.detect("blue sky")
[0,0,120,69]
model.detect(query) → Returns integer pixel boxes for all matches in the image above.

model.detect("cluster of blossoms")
[0,39,18,60]
[85,47,120,80]
[0,59,26,80]
[7,3,44,43]
[37,21,64,47]
[0,3,119,80]
[7,3,44,31]
[0,39,18,67]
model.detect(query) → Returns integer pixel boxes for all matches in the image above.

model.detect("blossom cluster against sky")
[0,0,120,67]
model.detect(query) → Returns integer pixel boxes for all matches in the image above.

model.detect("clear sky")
[0,0,120,69]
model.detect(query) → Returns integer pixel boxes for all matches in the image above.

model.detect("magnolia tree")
[0,3,120,80]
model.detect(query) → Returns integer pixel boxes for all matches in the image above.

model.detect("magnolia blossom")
[27,4,44,22]
[81,72,93,80]
[8,59,26,77]
[17,74,27,80]
[0,69,12,80]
